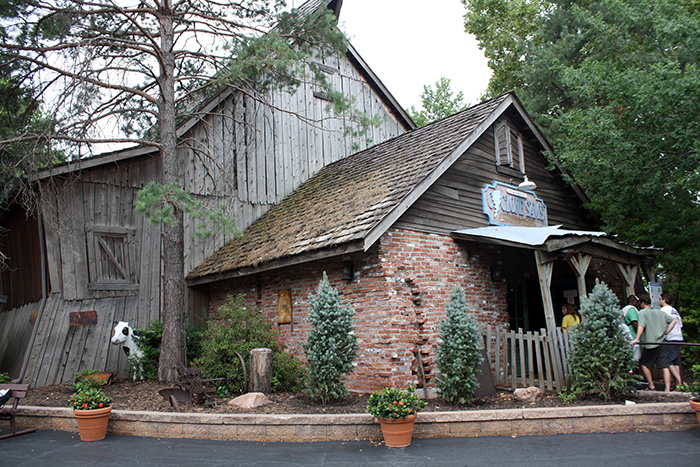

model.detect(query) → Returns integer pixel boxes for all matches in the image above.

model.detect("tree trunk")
[249,348,273,393]
[157,3,186,383]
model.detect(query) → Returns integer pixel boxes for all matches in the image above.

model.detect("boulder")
[228,392,271,409]
[512,387,543,404]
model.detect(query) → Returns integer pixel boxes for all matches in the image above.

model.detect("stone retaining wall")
[12,402,698,442]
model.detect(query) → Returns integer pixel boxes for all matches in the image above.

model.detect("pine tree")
[436,285,483,404]
[304,272,359,404]
[568,280,637,400]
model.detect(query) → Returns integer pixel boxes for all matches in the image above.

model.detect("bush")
[131,321,162,381]
[435,285,483,404]
[303,272,359,404]
[193,295,304,394]
[567,280,637,400]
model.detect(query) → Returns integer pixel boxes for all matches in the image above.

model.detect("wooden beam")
[617,263,638,298]
[535,250,557,336]
[568,253,592,299]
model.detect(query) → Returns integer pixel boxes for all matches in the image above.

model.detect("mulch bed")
[20,379,678,415]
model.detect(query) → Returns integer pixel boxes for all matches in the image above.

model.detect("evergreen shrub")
[303,272,359,404]
[567,280,637,400]
[435,285,483,404]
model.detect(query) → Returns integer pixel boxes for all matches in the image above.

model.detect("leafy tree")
[435,285,483,404]
[303,272,358,404]
[567,280,637,400]
[464,0,700,309]
[408,77,468,126]
[0,0,353,382]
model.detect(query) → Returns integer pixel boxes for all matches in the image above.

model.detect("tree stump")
[249,348,273,393]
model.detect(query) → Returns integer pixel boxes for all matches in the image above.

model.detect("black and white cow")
[111,321,144,379]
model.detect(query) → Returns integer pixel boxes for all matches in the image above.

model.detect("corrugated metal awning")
[452,225,606,247]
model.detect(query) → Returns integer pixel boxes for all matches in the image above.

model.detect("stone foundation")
[11,402,698,442]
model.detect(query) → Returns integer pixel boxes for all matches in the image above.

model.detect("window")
[86,226,138,290]
[494,123,525,172]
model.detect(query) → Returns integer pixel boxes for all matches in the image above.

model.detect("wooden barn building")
[0,0,414,385]
[187,92,660,393]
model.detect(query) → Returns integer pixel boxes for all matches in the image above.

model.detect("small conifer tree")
[304,272,359,404]
[567,280,637,400]
[436,285,483,404]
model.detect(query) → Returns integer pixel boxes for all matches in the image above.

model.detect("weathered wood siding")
[0,300,40,379]
[0,204,43,311]
[180,53,407,271]
[21,50,408,385]
[396,113,594,233]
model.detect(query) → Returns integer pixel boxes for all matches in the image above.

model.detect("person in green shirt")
[621,295,640,337]
[630,294,677,392]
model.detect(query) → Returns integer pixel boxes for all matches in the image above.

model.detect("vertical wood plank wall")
[23,51,407,385]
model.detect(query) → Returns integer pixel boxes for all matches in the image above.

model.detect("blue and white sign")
[482,182,548,227]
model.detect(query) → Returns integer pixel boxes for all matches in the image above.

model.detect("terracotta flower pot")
[690,399,700,425]
[74,405,112,441]
[378,413,417,447]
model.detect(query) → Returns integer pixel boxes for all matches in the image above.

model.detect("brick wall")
[208,227,509,393]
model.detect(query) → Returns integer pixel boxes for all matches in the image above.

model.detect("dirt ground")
[20,378,676,414]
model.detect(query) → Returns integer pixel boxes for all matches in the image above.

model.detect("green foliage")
[464,0,700,310]
[435,285,484,404]
[69,369,112,410]
[567,280,637,400]
[680,307,700,368]
[677,364,700,399]
[558,385,582,403]
[408,77,468,127]
[193,295,304,394]
[303,272,359,404]
[0,372,10,383]
[135,182,240,239]
[366,386,427,421]
[130,321,163,381]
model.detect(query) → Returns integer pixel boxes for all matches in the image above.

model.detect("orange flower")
[393,401,397,405]
[98,403,103,408]
[399,401,404,406]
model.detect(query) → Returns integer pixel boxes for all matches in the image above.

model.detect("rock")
[512,387,543,404]
[228,392,271,409]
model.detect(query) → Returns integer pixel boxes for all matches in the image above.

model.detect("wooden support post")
[249,348,273,393]
[535,250,557,337]
[617,264,639,298]
[568,252,592,299]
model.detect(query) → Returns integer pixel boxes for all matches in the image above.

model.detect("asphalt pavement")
[2,429,699,466]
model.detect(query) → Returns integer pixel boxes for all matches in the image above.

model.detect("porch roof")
[452,224,661,264]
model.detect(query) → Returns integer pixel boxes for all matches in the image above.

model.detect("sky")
[332,0,492,111]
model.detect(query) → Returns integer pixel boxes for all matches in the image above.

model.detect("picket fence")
[480,325,572,392]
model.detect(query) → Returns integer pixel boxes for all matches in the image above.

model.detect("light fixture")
[342,260,354,281]
[518,175,537,191]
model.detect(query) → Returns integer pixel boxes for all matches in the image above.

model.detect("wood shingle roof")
[187,93,512,283]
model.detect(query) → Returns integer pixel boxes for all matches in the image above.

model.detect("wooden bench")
[0,384,38,440]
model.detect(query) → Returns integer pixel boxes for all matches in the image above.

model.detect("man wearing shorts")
[630,294,677,392]
[660,293,684,387]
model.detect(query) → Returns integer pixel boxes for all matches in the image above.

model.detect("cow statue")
[111,321,144,379]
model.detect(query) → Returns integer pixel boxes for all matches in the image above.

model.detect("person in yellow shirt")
[561,304,581,331]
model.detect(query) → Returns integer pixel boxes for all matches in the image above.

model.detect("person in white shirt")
[659,293,683,387]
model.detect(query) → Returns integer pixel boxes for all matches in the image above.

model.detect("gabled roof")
[32,0,413,180]
[188,92,568,284]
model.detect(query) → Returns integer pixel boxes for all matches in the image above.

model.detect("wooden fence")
[480,325,572,392]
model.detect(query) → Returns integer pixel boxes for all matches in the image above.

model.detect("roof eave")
[187,240,365,286]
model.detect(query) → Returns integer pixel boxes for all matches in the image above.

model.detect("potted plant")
[69,370,113,441]
[366,386,427,447]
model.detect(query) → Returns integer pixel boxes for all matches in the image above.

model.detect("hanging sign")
[482,182,548,227]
